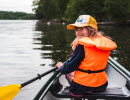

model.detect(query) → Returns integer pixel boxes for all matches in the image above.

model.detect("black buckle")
[87,70,92,74]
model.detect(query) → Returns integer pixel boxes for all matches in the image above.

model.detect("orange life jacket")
[73,36,117,87]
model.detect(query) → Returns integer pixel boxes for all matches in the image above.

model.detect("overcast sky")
[0,0,34,13]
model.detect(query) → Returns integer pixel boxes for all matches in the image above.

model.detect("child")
[55,15,117,97]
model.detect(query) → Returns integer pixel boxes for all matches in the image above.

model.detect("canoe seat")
[50,85,130,100]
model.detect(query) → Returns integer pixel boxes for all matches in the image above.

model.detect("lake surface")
[0,20,130,100]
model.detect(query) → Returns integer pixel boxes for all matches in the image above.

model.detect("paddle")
[0,67,57,100]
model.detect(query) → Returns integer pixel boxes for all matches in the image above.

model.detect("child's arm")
[59,45,85,74]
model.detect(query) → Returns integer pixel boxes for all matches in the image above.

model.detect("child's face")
[74,27,88,37]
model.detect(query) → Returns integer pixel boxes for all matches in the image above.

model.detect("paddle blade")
[0,84,21,100]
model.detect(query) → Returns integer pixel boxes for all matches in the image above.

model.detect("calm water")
[0,20,130,100]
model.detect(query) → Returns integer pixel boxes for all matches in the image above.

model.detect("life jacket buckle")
[87,70,92,74]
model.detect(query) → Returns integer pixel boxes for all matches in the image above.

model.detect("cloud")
[0,0,34,13]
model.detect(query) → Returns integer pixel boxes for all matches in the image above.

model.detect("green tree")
[33,0,130,22]
[0,11,35,20]
[65,0,105,22]
[33,0,69,21]
[104,0,130,22]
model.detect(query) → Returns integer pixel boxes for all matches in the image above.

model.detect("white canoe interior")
[35,57,130,100]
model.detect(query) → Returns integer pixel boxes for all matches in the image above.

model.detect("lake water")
[0,20,130,100]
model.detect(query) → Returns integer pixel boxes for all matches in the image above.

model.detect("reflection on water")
[0,20,55,100]
[98,25,130,71]
[34,22,75,67]
[0,20,130,100]
[34,22,130,71]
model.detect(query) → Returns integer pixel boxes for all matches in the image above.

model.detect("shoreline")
[98,21,130,25]
[38,19,130,25]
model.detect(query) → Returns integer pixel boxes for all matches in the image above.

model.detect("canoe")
[33,57,130,100]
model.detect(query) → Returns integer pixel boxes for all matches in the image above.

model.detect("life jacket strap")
[77,68,105,74]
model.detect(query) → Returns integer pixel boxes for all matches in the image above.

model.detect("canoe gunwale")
[33,69,61,100]
[108,57,130,83]
[33,57,130,100]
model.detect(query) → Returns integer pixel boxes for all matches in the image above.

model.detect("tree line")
[0,11,36,20]
[33,0,130,23]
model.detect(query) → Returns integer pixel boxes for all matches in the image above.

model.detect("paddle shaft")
[21,67,57,87]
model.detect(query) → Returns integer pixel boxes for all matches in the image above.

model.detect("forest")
[0,11,36,20]
[33,0,130,23]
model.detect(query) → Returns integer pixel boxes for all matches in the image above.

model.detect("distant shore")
[97,20,130,25]
[40,20,130,25]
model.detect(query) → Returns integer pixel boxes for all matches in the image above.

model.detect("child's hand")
[55,62,63,69]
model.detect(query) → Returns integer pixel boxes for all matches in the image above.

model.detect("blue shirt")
[59,45,85,74]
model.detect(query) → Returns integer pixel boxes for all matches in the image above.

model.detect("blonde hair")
[71,26,110,50]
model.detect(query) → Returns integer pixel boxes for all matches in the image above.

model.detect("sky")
[0,0,34,13]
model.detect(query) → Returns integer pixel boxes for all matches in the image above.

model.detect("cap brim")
[67,23,88,30]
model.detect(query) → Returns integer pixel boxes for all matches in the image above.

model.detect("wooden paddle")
[0,67,57,100]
